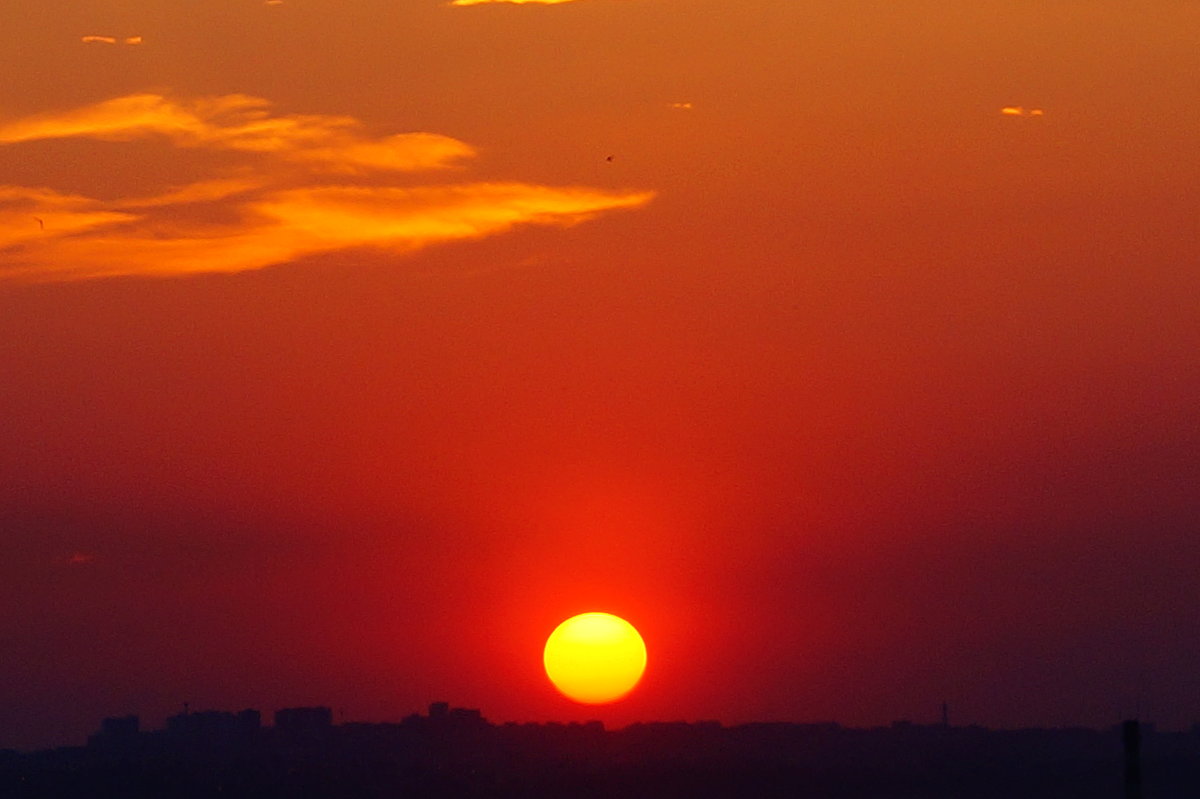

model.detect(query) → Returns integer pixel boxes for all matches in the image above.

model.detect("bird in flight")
[35,217,44,230]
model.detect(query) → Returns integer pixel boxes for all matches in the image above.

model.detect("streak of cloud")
[116,178,267,209]
[0,186,136,247]
[295,133,477,175]
[80,35,141,45]
[0,94,474,172]
[252,184,655,245]
[0,94,654,281]
[1000,106,1045,117]
[450,0,584,6]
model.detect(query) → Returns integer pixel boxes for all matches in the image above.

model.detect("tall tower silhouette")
[1122,719,1142,799]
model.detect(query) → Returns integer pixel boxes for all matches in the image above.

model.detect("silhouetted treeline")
[3,705,1199,798]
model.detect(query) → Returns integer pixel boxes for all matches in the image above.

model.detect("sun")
[543,612,647,704]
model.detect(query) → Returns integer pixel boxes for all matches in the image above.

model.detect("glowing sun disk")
[543,612,647,704]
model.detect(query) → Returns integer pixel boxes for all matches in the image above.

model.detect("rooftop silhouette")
[3,705,1198,798]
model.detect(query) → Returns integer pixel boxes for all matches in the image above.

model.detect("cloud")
[116,178,266,209]
[252,184,654,246]
[0,186,136,249]
[1000,106,1045,117]
[294,133,476,174]
[0,94,473,172]
[80,35,141,45]
[4,183,653,281]
[0,94,654,281]
[450,0,584,5]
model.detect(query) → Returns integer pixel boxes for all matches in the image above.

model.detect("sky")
[2,0,1198,751]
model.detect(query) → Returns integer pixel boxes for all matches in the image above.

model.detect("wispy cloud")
[0,94,473,172]
[0,94,653,281]
[116,178,266,210]
[450,0,585,6]
[0,186,135,248]
[80,35,142,45]
[1000,106,1045,118]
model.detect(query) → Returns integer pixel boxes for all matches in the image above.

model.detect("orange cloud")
[450,0,583,5]
[1000,106,1045,117]
[117,178,266,209]
[252,184,655,247]
[0,94,473,172]
[0,186,136,248]
[0,94,654,281]
[294,133,476,174]
[80,35,141,45]
[4,184,652,281]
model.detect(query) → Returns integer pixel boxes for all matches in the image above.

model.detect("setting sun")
[543,613,647,704]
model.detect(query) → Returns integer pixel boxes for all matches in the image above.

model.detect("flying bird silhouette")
[35,217,44,230]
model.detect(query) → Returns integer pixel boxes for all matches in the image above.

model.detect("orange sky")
[2,0,1198,750]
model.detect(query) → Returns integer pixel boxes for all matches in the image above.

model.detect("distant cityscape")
[3,703,1199,797]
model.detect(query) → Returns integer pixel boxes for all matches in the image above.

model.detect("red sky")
[2,0,1198,750]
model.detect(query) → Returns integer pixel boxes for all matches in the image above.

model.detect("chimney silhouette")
[1122,719,1142,799]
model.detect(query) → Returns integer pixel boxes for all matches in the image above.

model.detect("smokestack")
[1122,719,1142,799]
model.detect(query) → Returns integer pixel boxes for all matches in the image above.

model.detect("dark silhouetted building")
[100,716,139,737]
[236,708,261,731]
[1123,719,1142,799]
[274,706,332,735]
[87,715,141,752]
[167,710,239,737]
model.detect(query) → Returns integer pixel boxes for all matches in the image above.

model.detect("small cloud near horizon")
[0,93,654,281]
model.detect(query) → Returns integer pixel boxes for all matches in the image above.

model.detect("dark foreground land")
[3,705,1199,798]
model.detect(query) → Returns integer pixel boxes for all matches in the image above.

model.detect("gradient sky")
[2,0,1198,751]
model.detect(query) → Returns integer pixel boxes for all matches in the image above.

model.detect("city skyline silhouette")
[6,701,1197,798]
